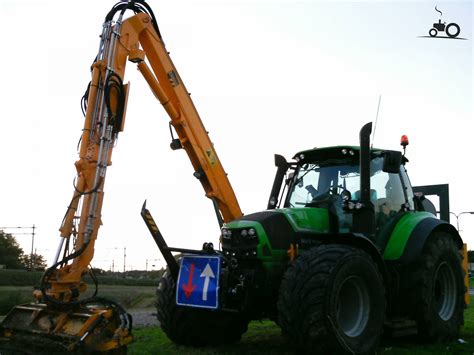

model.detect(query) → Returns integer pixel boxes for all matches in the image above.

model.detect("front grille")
[222,227,259,259]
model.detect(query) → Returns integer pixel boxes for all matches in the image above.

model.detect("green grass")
[129,321,293,355]
[129,298,474,355]
[0,289,32,315]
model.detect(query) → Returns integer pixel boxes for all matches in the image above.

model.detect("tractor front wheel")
[406,232,464,340]
[155,270,249,346]
[278,244,385,354]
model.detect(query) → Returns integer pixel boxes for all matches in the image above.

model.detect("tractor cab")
[271,145,415,243]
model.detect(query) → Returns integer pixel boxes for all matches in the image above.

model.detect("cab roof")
[292,146,385,165]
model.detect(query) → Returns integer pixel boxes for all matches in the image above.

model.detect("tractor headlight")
[240,228,257,238]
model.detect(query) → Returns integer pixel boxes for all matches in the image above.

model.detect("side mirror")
[414,192,437,216]
[383,151,402,174]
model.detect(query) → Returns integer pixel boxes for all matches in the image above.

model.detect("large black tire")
[278,244,385,354]
[156,270,249,346]
[445,23,460,38]
[404,232,465,341]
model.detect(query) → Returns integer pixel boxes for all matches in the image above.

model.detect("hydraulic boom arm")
[50,1,242,302]
[1,2,241,353]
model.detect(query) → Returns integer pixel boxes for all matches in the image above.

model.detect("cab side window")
[371,171,405,214]
[370,158,406,232]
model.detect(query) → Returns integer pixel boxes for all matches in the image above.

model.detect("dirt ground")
[128,308,159,327]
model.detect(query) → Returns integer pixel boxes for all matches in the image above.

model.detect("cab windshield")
[286,157,406,216]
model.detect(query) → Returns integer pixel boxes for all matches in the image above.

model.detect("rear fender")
[383,212,463,264]
[399,219,462,264]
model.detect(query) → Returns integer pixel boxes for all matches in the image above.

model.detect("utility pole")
[104,247,126,274]
[34,248,37,270]
[123,247,127,275]
[31,224,35,270]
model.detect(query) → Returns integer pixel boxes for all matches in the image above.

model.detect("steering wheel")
[328,185,350,196]
[310,185,351,202]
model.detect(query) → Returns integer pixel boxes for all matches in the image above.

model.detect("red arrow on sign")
[181,262,197,298]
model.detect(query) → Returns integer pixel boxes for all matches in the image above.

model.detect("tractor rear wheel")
[405,232,464,340]
[278,244,385,354]
[155,270,249,346]
[446,23,460,38]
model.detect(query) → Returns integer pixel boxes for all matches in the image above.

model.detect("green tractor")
[148,122,466,354]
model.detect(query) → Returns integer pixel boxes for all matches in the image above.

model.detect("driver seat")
[352,189,378,201]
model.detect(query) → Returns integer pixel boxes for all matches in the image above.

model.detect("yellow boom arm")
[46,6,242,304]
[2,2,242,352]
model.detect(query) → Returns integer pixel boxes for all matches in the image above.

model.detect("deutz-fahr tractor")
[151,123,466,354]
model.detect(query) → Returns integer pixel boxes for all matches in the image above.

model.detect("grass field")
[129,297,474,355]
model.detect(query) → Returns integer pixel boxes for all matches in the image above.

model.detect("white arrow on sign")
[200,263,216,301]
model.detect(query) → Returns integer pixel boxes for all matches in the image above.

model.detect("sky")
[0,0,472,271]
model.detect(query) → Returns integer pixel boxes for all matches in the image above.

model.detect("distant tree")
[0,231,25,269]
[468,250,474,263]
[90,267,106,275]
[21,253,48,271]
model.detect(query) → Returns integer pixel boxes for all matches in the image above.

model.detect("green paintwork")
[383,211,436,260]
[225,208,330,272]
[224,219,286,271]
[279,208,330,233]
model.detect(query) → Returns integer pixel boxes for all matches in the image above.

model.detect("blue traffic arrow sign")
[176,255,220,309]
